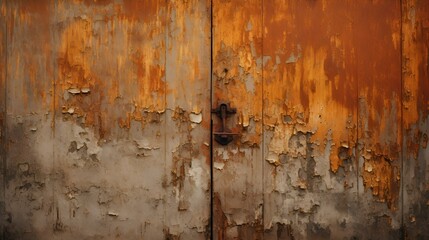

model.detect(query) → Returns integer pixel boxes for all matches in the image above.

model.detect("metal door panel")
[1,0,429,239]
[262,1,359,238]
[402,0,429,239]
[212,0,263,238]
[355,1,402,238]
[3,1,55,238]
[1,0,211,239]
[165,0,211,238]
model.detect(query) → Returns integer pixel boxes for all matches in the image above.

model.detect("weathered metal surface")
[0,0,6,238]
[54,1,169,238]
[212,0,263,238]
[1,0,429,239]
[164,0,211,238]
[355,1,403,238]
[2,0,210,239]
[4,1,55,239]
[216,0,404,239]
[402,0,429,238]
[263,1,359,238]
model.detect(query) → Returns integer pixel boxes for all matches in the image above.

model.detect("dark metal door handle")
[212,102,238,145]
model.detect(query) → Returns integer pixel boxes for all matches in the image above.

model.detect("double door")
[2,0,428,239]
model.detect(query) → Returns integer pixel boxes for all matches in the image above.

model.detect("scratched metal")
[402,0,429,239]
[1,0,211,239]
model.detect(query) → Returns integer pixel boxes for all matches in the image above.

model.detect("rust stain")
[403,0,429,128]
[122,0,162,22]
[213,193,228,240]
[402,0,429,237]
[356,1,402,209]
[6,0,53,112]
[57,18,105,134]
[362,154,400,210]
[82,0,113,7]
[263,0,357,174]
[213,0,263,145]
[263,0,402,210]
[56,1,167,137]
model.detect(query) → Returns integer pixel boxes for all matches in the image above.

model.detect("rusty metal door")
[211,0,429,239]
[1,0,429,239]
[1,0,212,239]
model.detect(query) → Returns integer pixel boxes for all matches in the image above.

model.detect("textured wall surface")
[1,0,211,239]
[0,0,428,239]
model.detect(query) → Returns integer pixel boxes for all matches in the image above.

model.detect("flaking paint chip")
[365,164,373,173]
[189,112,202,124]
[108,211,119,217]
[214,162,225,170]
[68,88,81,94]
[81,88,90,93]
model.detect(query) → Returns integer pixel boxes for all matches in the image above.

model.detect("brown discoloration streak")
[263,0,357,174]
[403,0,429,135]
[57,0,166,138]
[402,0,429,238]
[57,18,105,135]
[212,0,263,237]
[213,0,263,141]
[0,2,6,236]
[356,1,402,209]
[362,155,400,209]
[213,193,228,240]
[7,0,53,112]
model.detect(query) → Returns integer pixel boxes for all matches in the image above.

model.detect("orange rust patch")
[56,1,167,137]
[362,154,400,210]
[57,18,105,134]
[213,0,263,143]
[263,0,357,174]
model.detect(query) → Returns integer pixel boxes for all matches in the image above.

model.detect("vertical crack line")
[260,0,265,236]
[1,1,8,239]
[354,0,360,205]
[399,0,405,236]
[209,0,214,239]
[164,0,169,235]
[51,1,57,230]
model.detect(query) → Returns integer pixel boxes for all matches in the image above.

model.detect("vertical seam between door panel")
[261,0,265,238]
[399,0,404,237]
[210,0,214,239]
[1,1,7,239]
[355,0,360,207]
[164,0,168,236]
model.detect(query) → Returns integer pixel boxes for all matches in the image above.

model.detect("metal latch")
[211,102,238,145]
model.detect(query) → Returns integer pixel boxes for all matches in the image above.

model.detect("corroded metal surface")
[262,1,359,238]
[1,0,210,239]
[212,0,263,238]
[0,0,6,237]
[402,0,429,238]
[1,0,428,239]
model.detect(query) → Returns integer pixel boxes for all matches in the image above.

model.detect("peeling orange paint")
[263,0,357,175]
[3,0,429,238]
[362,154,400,210]
[212,0,264,237]
[356,1,402,209]
[56,1,167,138]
